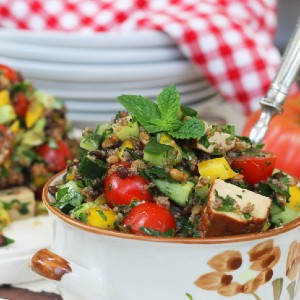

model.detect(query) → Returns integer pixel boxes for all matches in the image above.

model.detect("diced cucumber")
[143,140,178,166]
[270,202,284,216]
[153,179,194,207]
[0,104,16,124]
[53,181,84,210]
[80,132,102,151]
[112,115,139,141]
[15,145,37,167]
[194,184,210,203]
[33,90,63,109]
[78,155,107,179]
[78,147,88,161]
[95,123,110,135]
[56,181,82,203]
[270,206,300,226]
[70,202,93,218]
[21,118,46,146]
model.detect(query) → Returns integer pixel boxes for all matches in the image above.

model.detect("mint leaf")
[180,105,198,118]
[169,118,205,139]
[157,85,180,122]
[117,95,160,128]
[149,118,182,132]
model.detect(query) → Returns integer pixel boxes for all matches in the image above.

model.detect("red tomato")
[35,140,72,172]
[242,93,300,179]
[13,93,29,117]
[0,64,18,82]
[231,150,276,185]
[121,202,176,235]
[104,173,153,207]
[0,125,7,135]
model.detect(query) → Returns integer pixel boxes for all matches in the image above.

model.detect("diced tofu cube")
[0,186,35,221]
[199,179,271,237]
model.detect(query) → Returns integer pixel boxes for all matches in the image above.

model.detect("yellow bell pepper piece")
[0,90,10,106]
[4,159,12,170]
[119,139,134,161]
[25,101,44,128]
[0,206,11,228]
[286,185,300,211]
[33,174,51,189]
[87,207,116,229]
[66,167,76,181]
[197,157,237,182]
[10,120,20,133]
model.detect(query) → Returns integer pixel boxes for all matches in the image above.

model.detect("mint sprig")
[117,85,205,139]
[169,118,205,139]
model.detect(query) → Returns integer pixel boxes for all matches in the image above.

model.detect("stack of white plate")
[0,29,221,128]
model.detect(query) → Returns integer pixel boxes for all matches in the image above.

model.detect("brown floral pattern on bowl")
[193,239,300,299]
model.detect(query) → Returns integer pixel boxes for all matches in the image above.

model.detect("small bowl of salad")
[31,86,300,300]
[0,64,78,247]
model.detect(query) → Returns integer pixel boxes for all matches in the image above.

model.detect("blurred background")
[0,0,299,134]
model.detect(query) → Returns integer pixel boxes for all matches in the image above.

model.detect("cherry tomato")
[243,93,300,179]
[121,202,176,235]
[0,64,18,82]
[0,125,7,135]
[231,150,276,185]
[35,140,72,172]
[104,172,153,207]
[13,93,29,117]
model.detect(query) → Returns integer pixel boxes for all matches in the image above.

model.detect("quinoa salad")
[49,85,300,238]
[0,64,78,246]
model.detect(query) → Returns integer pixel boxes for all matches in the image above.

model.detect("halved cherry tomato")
[231,150,276,185]
[35,140,72,172]
[13,93,29,117]
[0,64,18,82]
[121,202,176,235]
[104,172,153,207]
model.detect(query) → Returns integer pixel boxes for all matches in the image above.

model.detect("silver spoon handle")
[260,16,300,111]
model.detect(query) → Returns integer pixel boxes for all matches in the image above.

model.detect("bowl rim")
[43,171,300,245]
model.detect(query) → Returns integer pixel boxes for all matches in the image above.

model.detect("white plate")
[31,72,203,90]
[0,40,183,64]
[0,215,51,285]
[0,56,199,82]
[0,29,175,48]
[66,89,219,119]
[42,80,210,100]
[67,95,222,128]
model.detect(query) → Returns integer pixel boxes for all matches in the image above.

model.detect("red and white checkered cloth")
[0,0,291,114]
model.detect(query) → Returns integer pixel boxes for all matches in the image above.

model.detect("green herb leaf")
[169,118,205,139]
[198,134,210,148]
[117,94,160,128]
[79,212,88,223]
[0,235,15,247]
[185,293,194,300]
[220,125,236,139]
[156,85,180,122]
[97,210,107,221]
[139,227,175,237]
[144,167,172,180]
[148,118,182,132]
[180,105,198,118]
[214,190,237,212]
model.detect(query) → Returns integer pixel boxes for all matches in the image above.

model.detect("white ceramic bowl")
[31,172,300,300]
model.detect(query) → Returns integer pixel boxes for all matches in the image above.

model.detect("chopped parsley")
[214,190,236,212]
